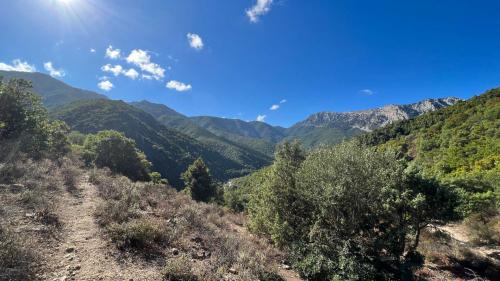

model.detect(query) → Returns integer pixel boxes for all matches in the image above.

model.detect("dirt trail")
[439,224,500,258]
[44,174,161,281]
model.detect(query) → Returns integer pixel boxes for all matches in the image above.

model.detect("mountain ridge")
[0,70,108,109]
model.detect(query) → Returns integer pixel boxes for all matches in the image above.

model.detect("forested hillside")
[359,88,499,216]
[52,99,270,186]
[131,100,273,164]
[0,70,107,109]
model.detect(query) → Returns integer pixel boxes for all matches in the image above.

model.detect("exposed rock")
[171,248,179,255]
[291,97,461,132]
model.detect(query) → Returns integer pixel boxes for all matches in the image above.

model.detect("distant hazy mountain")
[0,70,107,109]
[285,98,462,147]
[292,98,461,132]
[53,99,270,187]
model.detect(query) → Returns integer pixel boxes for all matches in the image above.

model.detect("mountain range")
[0,70,461,184]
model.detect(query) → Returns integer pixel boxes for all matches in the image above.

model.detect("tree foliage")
[248,141,458,280]
[83,130,152,181]
[0,78,70,159]
[181,157,215,202]
[358,88,499,218]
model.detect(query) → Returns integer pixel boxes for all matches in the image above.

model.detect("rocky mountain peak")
[294,97,462,132]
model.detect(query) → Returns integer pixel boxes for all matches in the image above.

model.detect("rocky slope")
[292,97,462,132]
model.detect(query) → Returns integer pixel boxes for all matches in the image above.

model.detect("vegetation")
[0,78,70,159]
[247,141,459,280]
[52,99,270,187]
[359,88,499,247]
[181,157,216,202]
[0,70,106,109]
[82,130,152,181]
[90,169,285,280]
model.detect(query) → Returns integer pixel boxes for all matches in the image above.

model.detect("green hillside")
[359,88,499,214]
[52,99,270,187]
[130,100,273,166]
[0,70,107,109]
[284,125,364,148]
[190,116,285,155]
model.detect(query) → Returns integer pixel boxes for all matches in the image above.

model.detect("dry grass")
[90,169,285,280]
[416,228,500,280]
[0,226,38,281]
[0,154,84,280]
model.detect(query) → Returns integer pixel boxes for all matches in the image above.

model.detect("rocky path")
[44,175,161,281]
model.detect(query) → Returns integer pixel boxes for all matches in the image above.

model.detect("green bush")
[248,141,458,280]
[0,78,70,159]
[181,157,215,202]
[83,130,152,181]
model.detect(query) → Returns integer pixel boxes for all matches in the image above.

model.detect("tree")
[248,141,309,246]
[0,78,70,159]
[181,157,215,202]
[248,141,458,280]
[83,130,152,181]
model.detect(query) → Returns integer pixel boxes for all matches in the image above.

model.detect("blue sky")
[1,0,499,127]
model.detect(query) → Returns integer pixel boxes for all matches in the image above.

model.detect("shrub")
[0,78,70,159]
[108,218,167,250]
[60,162,81,191]
[162,256,198,281]
[83,130,152,181]
[248,141,458,280]
[0,226,38,281]
[181,157,215,202]
[465,213,500,245]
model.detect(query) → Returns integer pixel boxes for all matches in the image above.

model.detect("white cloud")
[98,80,114,91]
[247,0,273,23]
[359,89,374,96]
[126,49,165,80]
[124,68,139,80]
[187,33,204,50]
[270,104,280,110]
[280,99,287,103]
[256,114,267,122]
[101,64,124,76]
[166,80,192,92]
[0,59,36,72]
[43,62,65,78]
[90,48,96,53]
[142,74,153,80]
[105,45,121,59]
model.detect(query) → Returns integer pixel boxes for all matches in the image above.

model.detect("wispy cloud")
[105,45,121,59]
[187,33,204,50]
[359,89,374,96]
[256,114,267,122]
[101,64,123,76]
[97,80,114,91]
[43,62,65,78]
[247,0,274,23]
[0,59,36,72]
[166,80,192,92]
[280,99,287,103]
[126,49,165,80]
[270,104,280,110]
[90,48,96,53]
